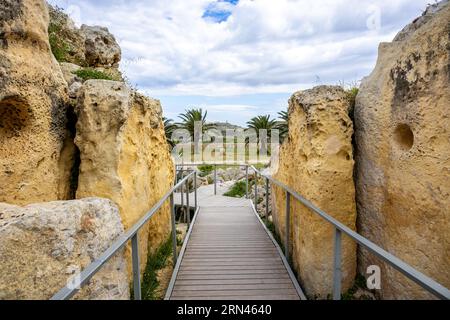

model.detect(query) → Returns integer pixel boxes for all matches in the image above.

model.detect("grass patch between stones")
[49,22,70,62]
[224,180,247,198]
[73,68,114,81]
[198,164,214,177]
[139,234,174,300]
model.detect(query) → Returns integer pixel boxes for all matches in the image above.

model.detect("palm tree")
[247,115,277,154]
[176,108,214,153]
[276,110,289,143]
[163,117,177,148]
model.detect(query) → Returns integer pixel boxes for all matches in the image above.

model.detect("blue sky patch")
[202,0,238,23]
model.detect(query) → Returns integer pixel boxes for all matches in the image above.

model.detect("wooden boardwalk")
[166,192,305,300]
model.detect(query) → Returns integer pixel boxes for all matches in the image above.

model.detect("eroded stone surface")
[271,86,357,298]
[355,2,450,299]
[0,198,129,300]
[81,25,121,68]
[0,0,74,205]
[75,80,175,273]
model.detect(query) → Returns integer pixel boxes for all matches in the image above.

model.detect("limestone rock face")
[75,80,175,272]
[272,86,357,298]
[0,198,129,300]
[355,2,450,299]
[81,25,121,68]
[48,5,86,66]
[48,4,123,83]
[0,0,74,205]
[60,62,82,86]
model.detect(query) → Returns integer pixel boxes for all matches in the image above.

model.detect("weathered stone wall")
[48,5,121,69]
[0,0,175,299]
[75,80,175,273]
[0,0,74,205]
[354,1,450,299]
[271,86,357,298]
[0,198,129,300]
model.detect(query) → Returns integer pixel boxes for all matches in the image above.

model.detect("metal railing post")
[333,228,342,300]
[170,194,177,265]
[214,164,217,195]
[285,191,291,260]
[186,179,190,225]
[194,171,198,211]
[180,180,184,223]
[254,171,258,212]
[245,165,249,199]
[175,165,178,184]
[265,177,269,222]
[131,234,141,300]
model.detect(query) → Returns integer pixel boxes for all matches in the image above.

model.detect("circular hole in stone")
[0,96,31,138]
[394,124,414,151]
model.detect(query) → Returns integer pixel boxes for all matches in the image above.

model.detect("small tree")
[163,117,177,147]
[176,108,214,153]
[276,110,289,143]
[247,115,277,154]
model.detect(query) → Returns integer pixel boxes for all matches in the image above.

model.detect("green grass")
[265,219,284,253]
[198,164,214,177]
[73,68,114,81]
[341,274,374,300]
[224,180,247,198]
[346,87,359,111]
[49,23,70,62]
[139,234,174,300]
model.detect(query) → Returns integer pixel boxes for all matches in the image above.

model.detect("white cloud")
[204,104,258,112]
[52,0,431,97]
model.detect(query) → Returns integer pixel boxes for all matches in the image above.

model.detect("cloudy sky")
[48,0,430,126]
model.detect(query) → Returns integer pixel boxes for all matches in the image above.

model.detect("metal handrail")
[51,170,198,300]
[176,163,250,197]
[249,165,450,300]
[51,161,450,300]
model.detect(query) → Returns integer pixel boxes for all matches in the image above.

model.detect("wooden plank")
[184,255,279,259]
[177,269,291,276]
[171,289,299,298]
[186,250,277,254]
[183,259,281,263]
[171,295,300,300]
[188,246,274,248]
[173,283,295,291]
[181,264,284,268]
[181,264,285,271]
[175,279,293,285]
[177,275,291,281]
[182,258,282,262]
[185,253,278,257]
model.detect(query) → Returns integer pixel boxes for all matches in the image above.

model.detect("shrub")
[224,180,247,198]
[49,22,70,62]
[73,68,114,81]
[346,87,359,110]
[139,235,174,300]
[198,164,214,177]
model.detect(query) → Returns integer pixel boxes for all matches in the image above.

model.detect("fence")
[51,163,450,300]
